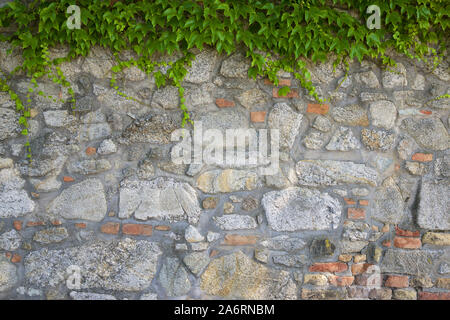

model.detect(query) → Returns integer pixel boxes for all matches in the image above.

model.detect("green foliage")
[0,0,448,157]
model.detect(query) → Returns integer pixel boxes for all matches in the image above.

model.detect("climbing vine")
[0,0,448,158]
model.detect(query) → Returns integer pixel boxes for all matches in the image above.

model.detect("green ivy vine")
[0,0,448,159]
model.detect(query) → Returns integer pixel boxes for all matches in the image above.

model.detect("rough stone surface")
[401,118,449,151]
[0,229,21,251]
[196,169,258,193]
[417,180,450,230]
[381,249,434,276]
[295,160,378,187]
[0,255,18,292]
[33,228,69,244]
[0,168,35,218]
[331,104,369,126]
[201,251,297,299]
[214,214,257,230]
[372,177,405,224]
[47,179,107,222]
[0,108,18,140]
[119,177,201,224]
[183,252,210,276]
[369,100,397,129]
[24,238,161,291]
[361,129,395,151]
[158,257,191,297]
[326,127,361,151]
[268,102,303,149]
[220,53,250,78]
[262,187,341,231]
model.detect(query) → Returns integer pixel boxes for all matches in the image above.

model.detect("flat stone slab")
[262,187,341,231]
[296,160,378,187]
[24,238,161,291]
[119,177,201,224]
[418,180,450,230]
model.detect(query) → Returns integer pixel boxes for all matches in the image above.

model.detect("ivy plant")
[0,0,448,159]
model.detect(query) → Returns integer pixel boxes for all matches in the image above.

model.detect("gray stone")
[137,159,155,180]
[361,128,395,151]
[295,160,378,187]
[140,293,158,300]
[340,240,369,253]
[242,196,259,211]
[401,118,449,151]
[0,255,17,292]
[185,84,213,108]
[25,238,161,291]
[79,123,112,142]
[0,168,35,218]
[352,188,369,196]
[43,110,76,127]
[382,63,407,88]
[369,100,397,129]
[312,115,332,132]
[331,104,369,126]
[273,254,307,267]
[397,137,419,160]
[237,88,269,109]
[33,228,69,244]
[196,109,248,141]
[30,176,62,193]
[121,113,179,144]
[417,180,450,230]
[158,257,191,297]
[70,292,116,300]
[326,127,360,151]
[268,102,303,148]
[360,92,388,102]
[405,161,427,175]
[214,214,257,230]
[0,108,18,140]
[196,169,258,194]
[184,225,204,243]
[355,71,379,88]
[412,74,425,90]
[201,251,297,299]
[260,235,307,252]
[206,232,221,242]
[262,187,341,231]
[191,242,208,251]
[97,139,117,155]
[342,221,370,241]
[303,130,327,150]
[438,263,450,275]
[220,53,250,78]
[183,252,210,275]
[0,229,21,251]
[119,177,201,224]
[381,249,434,275]
[67,159,112,175]
[372,177,404,224]
[185,49,217,83]
[47,179,107,222]
[435,155,450,177]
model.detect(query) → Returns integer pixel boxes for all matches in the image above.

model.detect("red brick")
[419,110,432,115]
[395,226,420,237]
[382,240,391,247]
[264,78,291,86]
[394,236,421,249]
[122,224,152,236]
[13,221,22,231]
[155,225,171,231]
[5,252,12,259]
[85,147,96,156]
[26,221,45,227]
[215,98,235,108]
[52,220,62,226]
[385,275,409,288]
[419,292,450,300]
[63,176,75,182]
[309,262,348,273]
[272,88,298,98]
[250,111,266,123]
[411,153,433,162]
[11,254,21,263]
[223,234,257,246]
[100,222,120,235]
[307,104,329,115]
[347,208,365,220]
[359,200,369,206]
[328,275,354,286]
[344,198,356,205]
[351,263,373,275]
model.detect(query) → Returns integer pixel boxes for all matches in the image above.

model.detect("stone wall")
[0,43,449,300]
